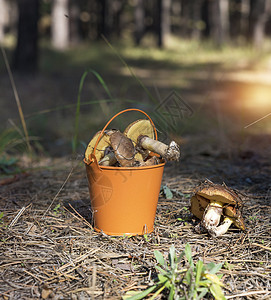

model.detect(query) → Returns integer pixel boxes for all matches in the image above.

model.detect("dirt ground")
[0,132,270,299]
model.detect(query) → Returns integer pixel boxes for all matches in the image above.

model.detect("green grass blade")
[184,243,194,268]
[169,245,176,268]
[72,69,114,153]
[154,250,165,266]
[207,262,223,274]
[195,260,204,286]
[149,285,166,300]
[209,283,226,300]
[89,69,113,99]
[123,285,157,300]
[1,46,31,153]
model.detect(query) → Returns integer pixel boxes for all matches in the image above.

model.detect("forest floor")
[0,132,270,299]
[0,40,271,299]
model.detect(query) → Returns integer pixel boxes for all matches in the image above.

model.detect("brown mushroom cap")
[85,130,111,163]
[110,131,135,167]
[190,194,209,220]
[196,184,238,205]
[124,119,154,161]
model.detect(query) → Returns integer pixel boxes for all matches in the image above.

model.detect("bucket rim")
[98,161,165,170]
[94,227,154,236]
[84,158,166,170]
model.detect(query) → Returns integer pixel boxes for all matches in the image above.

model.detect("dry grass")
[0,137,270,299]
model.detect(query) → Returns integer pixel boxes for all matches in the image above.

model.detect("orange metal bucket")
[84,109,165,236]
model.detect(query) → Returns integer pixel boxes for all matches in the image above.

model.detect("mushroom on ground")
[190,180,245,236]
[109,131,136,167]
[137,135,180,161]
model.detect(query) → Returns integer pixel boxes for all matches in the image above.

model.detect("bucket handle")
[93,108,158,158]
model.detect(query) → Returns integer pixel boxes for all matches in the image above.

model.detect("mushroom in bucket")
[85,119,180,167]
[190,179,246,236]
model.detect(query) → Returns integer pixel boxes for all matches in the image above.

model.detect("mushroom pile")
[190,179,246,236]
[85,119,180,167]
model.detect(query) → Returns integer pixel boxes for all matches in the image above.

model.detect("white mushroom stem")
[99,152,117,166]
[202,201,223,230]
[137,135,180,161]
[209,217,233,236]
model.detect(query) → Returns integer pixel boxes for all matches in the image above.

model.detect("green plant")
[143,233,150,242]
[161,185,174,199]
[0,212,4,226]
[123,244,225,300]
[160,185,187,200]
[0,155,20,175]
[0,127,28,155]
[53,203,61,215]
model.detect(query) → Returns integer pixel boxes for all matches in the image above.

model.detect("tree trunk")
[249,0,270,49]
[13,0,39,72]
[51,0,69,50]
[191,0,204,40]
[97,0,110,39]
[157,0,162,47]
[112,0,125,38]
[134,0,145,45]
[69,0,81,45]
[161,0,171,46]
[240,0,250,38]
[180,0,190,38]
[209,0,229,46]
[219,0,229,42]
[157,0,171,47]
[0,0,7,42]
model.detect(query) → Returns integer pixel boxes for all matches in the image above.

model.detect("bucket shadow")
[63,198,93,225]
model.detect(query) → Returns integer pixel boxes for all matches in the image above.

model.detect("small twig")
[67,288,103,295]
[41,164,78,220]
[23,269,44,283]
[8,204,31,228]
[225,290,270,299]
[252,243,271,252]
[67,203,93,229]
[1,276,32,290]
[244,112,271,128]
[91,264,97,300]
[56,248,100,272]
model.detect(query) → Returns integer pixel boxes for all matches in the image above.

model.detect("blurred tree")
[161,0,172,45]
[69,0,81,45]
[134,0,145,45]
[180,0,190,37]
[191,0,204,40]
[96,0,125,40]
[97,0,109,39]
[0,0,7,42]
[51,0,69,50]
[240,0,250,38]
[209,0,229,46]
[249,0,271,49]
[157,0,171,47]
[13,0,39,72]
[111,0,125,38]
